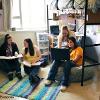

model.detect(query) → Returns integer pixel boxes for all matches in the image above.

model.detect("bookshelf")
[36,32,49,56]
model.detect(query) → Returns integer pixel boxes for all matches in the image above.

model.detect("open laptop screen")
[51,48,70,61]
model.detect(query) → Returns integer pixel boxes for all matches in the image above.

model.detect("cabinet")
[36,32,49,56]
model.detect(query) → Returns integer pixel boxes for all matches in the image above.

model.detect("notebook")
[0,54,23,60]
[22,61,42,67]
[51,48,70,61]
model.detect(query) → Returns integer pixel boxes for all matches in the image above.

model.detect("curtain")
[2,0,11,31]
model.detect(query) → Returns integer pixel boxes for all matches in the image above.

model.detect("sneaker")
[16,72,22,80]
[45,80,53,86]
[8,72,13,81]
[60,85,67,92]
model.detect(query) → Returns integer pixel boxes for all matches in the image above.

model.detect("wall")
[0,31,37,52]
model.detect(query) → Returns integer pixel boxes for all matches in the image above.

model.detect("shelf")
[36,32,49,60]
[37,40,49,42]
[41,53,49,56]
[40,47,49,49]
[38,43,49,47]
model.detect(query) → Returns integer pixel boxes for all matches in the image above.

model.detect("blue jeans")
[47,60,76,86]
[24,65,40,75]
[24,65,40,82]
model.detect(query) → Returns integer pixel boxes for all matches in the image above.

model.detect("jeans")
[47,60,76,86]
[24,65,40,76]
[24,65,40,82]
[0,59,21,74]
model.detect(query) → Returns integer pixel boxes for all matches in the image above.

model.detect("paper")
[16,54,23,58]
[32,61,42,66]
[0,54,23,60]
[22,61,31,67]
[22,61,42,67]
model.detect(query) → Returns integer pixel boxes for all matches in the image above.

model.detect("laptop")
[51,48,70,61]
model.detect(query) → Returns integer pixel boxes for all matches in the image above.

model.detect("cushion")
[55,66,94,82]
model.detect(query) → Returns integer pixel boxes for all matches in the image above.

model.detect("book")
[0,54,23,60]
[22,61,42,67]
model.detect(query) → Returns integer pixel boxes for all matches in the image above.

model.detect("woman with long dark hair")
[23,38,41,84]
[45,36,83,92]
[0,34,22,81]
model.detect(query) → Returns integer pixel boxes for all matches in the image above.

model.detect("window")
[11,0,22,29]
[11,0,47,31]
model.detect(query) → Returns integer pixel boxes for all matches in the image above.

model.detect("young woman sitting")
[45,36,83,92]
[0,34,22,81]
[57,26,75,48]
[22,38,41,84]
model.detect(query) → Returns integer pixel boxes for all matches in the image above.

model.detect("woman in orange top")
[45,36,83,92]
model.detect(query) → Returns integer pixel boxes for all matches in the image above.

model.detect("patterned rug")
[0,76,61,100]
